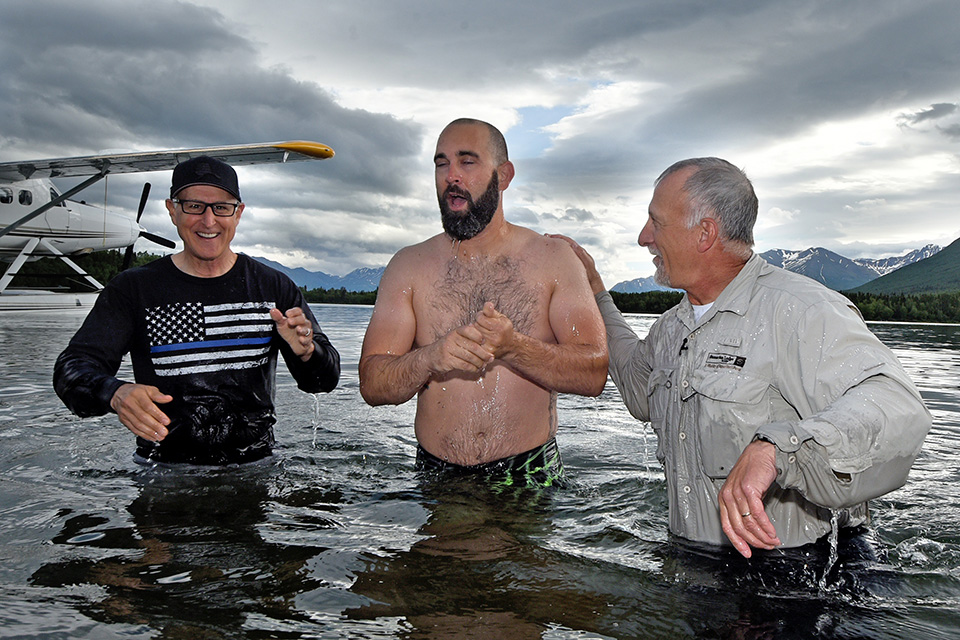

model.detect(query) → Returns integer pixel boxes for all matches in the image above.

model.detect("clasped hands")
[432,301,514,375]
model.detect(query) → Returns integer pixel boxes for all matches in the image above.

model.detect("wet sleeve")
[52,285,135,417]
[278,292,340,394]
[755,300,932,508]
[596,291,652,420]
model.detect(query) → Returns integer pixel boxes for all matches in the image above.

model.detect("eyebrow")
[434,150,481,163]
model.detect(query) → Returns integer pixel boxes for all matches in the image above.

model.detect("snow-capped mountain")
[857,244,941,278]
[252,244,941,294]
[612,245,941,293]
[252,256,385,292]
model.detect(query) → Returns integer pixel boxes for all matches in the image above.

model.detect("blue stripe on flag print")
[146,301,277,377]
[151,337,271,353]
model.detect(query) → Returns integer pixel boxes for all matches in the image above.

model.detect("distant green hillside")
[851,236,960,295]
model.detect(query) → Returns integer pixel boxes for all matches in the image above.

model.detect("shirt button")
[679,432,687,441]
[789,435,799,445]
[683,485,692,494]
[681,380,689,389]
[788,455,796,464]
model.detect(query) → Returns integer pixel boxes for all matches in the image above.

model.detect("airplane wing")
[0,141,334,182]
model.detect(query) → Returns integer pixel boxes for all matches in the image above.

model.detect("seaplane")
[0,141,334,311]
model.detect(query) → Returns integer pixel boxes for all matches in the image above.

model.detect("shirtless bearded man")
[359,118,608,487]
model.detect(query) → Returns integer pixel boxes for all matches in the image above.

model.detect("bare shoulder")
[512,226,581,269]
[382,234,447,280]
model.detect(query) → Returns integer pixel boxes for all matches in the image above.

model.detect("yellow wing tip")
[273,141,335,159]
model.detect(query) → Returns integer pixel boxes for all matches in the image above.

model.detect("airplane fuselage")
[0,178,140,261]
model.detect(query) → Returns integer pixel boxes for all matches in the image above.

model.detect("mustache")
[444,185,470,199]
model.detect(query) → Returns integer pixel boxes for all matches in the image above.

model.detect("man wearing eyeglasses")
[54,156,341,465]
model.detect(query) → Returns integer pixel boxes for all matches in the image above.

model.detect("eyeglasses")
[173,199,240,217]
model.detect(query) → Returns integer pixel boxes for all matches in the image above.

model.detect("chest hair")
[429,255,540,338]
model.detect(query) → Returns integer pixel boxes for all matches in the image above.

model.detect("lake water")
[1,304,958,639]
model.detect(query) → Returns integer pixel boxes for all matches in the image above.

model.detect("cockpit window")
[49,187,65,207]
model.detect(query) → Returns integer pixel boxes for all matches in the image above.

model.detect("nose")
[442,164,462,186]
[638,217,654,247]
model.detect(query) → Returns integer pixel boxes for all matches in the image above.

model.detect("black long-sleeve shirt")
[54,254,340,464]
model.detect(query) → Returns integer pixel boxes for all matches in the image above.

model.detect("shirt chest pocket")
[688,372,771,479]
[646,367,677,464]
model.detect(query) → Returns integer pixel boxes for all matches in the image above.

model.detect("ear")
[497,160,515,191]
[697,217,720,253]
[235,202,245,222]
[165,198,177,224]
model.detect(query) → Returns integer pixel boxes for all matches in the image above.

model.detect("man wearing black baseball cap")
[54,155,341,465]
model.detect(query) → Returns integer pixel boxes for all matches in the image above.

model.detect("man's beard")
[439,171,499,241]
[651,252,672,287]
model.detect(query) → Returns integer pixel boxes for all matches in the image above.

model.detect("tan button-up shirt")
[597,254,931,548]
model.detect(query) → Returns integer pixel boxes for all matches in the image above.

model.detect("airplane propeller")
[121,182,176,271]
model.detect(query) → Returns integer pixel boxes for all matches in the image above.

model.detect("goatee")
[439,171,499,241]
[651,253,672,288]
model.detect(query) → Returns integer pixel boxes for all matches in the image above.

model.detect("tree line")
[844,291,960,323]
[14,251,960,323]
[609,290,960,322]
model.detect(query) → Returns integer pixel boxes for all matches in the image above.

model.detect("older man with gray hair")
[557,157,931,558]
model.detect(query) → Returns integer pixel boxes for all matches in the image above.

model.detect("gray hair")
[656,157,757,257]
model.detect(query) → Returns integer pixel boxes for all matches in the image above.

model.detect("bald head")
[441,118,509,166]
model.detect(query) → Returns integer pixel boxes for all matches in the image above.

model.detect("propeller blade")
[136,182,151,222]
[121,245,136,271]
[122,182,153,270]
[140,231,177,249]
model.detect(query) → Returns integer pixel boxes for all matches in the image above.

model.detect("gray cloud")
[3,0,958,284]
[903,103,959,125]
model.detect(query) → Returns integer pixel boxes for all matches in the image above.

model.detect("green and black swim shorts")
[415,438,566,489]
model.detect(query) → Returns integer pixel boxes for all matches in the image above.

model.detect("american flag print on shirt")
[146,301,276,377]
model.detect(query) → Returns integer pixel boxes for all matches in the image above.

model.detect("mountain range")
[852,237,960,295]
[611,244,942,293]
[255,242,953,295]
[252,256,384,292]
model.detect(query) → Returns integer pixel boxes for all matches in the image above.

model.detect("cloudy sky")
[2,0,959,286]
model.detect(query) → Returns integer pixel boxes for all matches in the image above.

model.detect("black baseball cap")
[170,155,241,201]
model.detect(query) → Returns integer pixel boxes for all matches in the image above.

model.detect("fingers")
[273,307,316,359]
[111,384,172,442]
[451,326,495,367]
[472,303,513,358]
[430,326,494,375]
[720,500,780,558]
[718,440,781,557]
